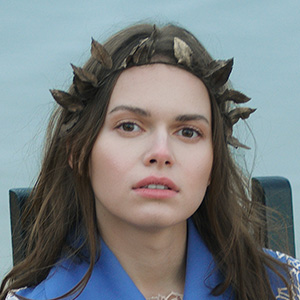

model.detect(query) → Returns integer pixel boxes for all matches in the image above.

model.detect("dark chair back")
[9,188,31,265]
[9,176,295,265]
[252,176,295,257]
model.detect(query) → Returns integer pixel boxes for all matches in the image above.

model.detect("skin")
[89,64,213,297]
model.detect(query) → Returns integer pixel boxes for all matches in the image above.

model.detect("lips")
[133,176,179,192]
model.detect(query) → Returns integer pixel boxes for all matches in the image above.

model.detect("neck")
[98,219,187,298]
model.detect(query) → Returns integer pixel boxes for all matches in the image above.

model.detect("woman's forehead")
[108,64,211,114]
[106,64,212,121]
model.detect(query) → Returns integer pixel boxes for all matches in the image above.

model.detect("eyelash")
[115,121,141,133]
[115,122,202,139]
[176,127,202,139]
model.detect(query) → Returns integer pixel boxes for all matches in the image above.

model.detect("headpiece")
[50,26,255,149]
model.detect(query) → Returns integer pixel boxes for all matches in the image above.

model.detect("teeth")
[144,184,169,190]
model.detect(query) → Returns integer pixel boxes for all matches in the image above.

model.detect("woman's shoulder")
[265,249,300,299]
[5,258,89,300]
[5,285,47,300]
[266,249,300,270]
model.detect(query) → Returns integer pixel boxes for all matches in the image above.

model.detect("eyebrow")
[109,105,150,117]
[175,114,210,125]
[109,105,209,124]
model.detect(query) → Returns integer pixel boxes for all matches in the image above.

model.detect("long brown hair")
[0,23,293,300]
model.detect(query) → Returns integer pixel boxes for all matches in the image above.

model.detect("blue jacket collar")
[18,219,232,299]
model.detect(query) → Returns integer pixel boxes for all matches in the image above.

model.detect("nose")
[143,130,174,167]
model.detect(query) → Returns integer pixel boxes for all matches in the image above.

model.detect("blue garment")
[8,220,300,299]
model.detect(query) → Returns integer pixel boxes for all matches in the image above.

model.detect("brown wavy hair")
[0,23,293,300]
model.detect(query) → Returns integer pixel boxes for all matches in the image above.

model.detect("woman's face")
[90,64,213,231]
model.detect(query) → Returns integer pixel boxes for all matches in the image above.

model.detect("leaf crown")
[50,26,255,149]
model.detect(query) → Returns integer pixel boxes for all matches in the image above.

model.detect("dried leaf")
[50,89,84,113]
[228,107,256,125]
[205,59,234,89]
[120,38,149,68]
[217,89,251,104]
[224,125,233,139]
[71,64,98,86]
[174,37,193,67]
[91,38,113,69]
[227,136,250,150]
[120,55,131,69]
[146,25,158,57]
[150,24,158,40]
[60,115,80,136]
[73,76,92,96]
[133,43,148,64]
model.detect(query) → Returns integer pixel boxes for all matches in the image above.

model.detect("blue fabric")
[14,219,300,299]
[17,219,230,299]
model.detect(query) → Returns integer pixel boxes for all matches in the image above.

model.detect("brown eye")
[177,128,200,138]
[117,122,140,132]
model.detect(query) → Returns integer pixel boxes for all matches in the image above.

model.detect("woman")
[1,23,299,300]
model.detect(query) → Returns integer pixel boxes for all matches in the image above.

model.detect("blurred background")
[1,0,300,279]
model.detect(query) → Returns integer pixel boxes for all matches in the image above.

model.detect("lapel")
[184,219,232,299]
[44,239,145,299]
[42,219,233,299]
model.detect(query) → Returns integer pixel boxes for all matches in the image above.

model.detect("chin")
[130,213,188,231]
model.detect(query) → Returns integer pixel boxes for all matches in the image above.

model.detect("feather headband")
[50,27,255,149]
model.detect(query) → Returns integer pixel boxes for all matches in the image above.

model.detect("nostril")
[149,159,171,165]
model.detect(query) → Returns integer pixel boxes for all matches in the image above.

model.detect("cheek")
[184,148,213,182]
[89,140,133,193]
[191,157,213,205]
[179,148,213,206]
[90,147,117,186]
[202,155,213,185]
